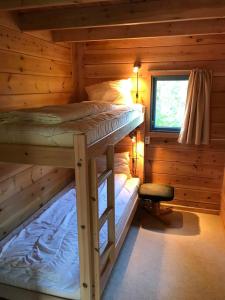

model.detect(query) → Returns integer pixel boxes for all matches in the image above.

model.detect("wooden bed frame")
[0,112,144,300]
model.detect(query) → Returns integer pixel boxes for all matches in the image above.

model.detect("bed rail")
[98,169,113,186]
[99,207,113,229]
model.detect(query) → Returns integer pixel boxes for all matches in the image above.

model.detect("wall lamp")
[129,130,138,176]
[133,61,141,103]
[129,130,137,143]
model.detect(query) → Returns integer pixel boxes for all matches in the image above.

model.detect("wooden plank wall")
[0,12,74,111]
[78,34,225,214]
[0,12,75,238]
[221,167,225,227]
[0,166,74,239]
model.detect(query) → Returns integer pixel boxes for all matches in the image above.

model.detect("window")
[150,75,189,132]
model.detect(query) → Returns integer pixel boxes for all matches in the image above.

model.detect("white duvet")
[0,174,139,299]
[0,104,144,147]
[0,101,115,124]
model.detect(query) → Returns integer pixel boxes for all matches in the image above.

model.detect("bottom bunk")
[0,173,140,300]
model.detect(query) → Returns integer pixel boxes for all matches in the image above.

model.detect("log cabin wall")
[221,168,225,227]
[0,12,75,238]
[77,34,225,214]
[0,12,74,111]
[0,165,74,239]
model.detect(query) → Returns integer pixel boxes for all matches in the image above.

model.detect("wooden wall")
[77,34,225,214]
[0,12,74,111]
[0,12,75,239]
[0,165,74,239]
[221,168,225,227]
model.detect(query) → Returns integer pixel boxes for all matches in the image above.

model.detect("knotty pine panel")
[0,12,74,111]
[84,44,225,64]
[148,171,222,192]
[85,62,225,78]
[0,165,53,205]
[149,147,224,166]
[0,93,73,111]
[0,12,75,237]
[0,49,72,77]
[0,26,71,63]
[145,136,225,151]
[85,35,225,50]
[211,107,225,123]
[0,73,73,95]
[81,34,225,213]
[212,92,225,107]
[150,161,223,184]
[211,123,225,139]
[0,168,74,239]
[221,168,225,227]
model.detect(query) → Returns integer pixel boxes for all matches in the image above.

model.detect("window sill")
[148,131,179,138]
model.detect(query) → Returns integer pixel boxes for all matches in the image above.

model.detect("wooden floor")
[103,208,225,300]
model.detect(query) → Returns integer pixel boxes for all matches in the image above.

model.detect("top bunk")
[0,101,145,167]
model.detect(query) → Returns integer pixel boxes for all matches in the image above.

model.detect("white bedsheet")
[0,175,140,299]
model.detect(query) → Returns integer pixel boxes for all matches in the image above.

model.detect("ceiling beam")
[52,18,225,42]
[18,0,225,31]
[0,0,111,11]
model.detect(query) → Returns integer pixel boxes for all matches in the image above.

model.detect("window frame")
[150,74,189,133]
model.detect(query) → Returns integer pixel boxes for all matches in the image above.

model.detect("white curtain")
[178,69,212,145]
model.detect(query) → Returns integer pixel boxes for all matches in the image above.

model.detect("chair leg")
[152,202,160,216]
[150,202,173,216]
[160,206,173,215]
[143,201,173,225]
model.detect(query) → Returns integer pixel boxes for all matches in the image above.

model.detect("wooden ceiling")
[0,0,129,10]
[1,0,225,42]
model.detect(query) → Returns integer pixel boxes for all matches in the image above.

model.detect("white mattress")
[0,175,140,299]
[0,104,143,147]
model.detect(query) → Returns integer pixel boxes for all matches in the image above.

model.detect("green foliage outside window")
[152,77,188,131]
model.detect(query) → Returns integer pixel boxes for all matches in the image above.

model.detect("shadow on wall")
[140,209,200,236]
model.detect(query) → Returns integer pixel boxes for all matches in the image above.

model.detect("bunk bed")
[0,100,145,300]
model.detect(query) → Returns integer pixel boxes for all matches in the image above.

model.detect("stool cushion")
[139,183,174,201]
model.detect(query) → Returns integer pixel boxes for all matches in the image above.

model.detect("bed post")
[74,133,93,300]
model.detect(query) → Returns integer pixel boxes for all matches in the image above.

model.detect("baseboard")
[161,203,220,215]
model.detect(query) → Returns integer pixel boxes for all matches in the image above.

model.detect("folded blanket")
[0,101,116,124]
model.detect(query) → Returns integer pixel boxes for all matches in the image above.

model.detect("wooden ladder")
[90,144,115,300]
[74,134,115,300]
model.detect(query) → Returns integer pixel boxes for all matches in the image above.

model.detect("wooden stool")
[139,183,174,224]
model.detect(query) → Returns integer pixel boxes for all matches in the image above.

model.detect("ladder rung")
[98,169,112,186]
[100,241,114,271]
[99,207,113,229]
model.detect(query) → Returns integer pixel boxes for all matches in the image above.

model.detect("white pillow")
[96,152,131,178]
[85,79,133,105]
